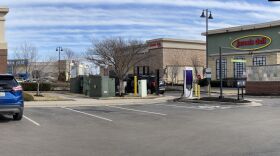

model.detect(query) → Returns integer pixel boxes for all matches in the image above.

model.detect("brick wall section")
[246,81,280,95]
[0,49,7,73]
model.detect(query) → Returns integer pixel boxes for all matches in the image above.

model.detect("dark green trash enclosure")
[83,76,90,96]
[86,75,115,98]
[70,76,83,93]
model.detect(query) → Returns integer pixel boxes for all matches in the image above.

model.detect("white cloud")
[2,0,280,58]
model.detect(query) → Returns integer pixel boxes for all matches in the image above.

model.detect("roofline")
[202,20,280,36]
[147,38,205,45]
[0,7,9,14]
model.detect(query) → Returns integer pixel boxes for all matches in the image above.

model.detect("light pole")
[56,47,63,77]
[219,46,223,99]
[200,9,213,68]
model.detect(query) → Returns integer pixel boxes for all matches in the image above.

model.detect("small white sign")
[205,68,212,79]
[0,92,5,97]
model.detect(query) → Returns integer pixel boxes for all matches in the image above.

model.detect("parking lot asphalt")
[1,99,280,156]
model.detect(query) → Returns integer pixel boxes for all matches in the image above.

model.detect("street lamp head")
[208,11,213,19]
[56,47,63,51]
[200,10,205,18]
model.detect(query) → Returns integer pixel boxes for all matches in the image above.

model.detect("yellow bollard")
[198,85,201,99]
[194,83,198,97]
[134,76,137,96]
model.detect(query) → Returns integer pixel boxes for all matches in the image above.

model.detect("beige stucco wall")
[0,7,8,73]
[133,38,206,84]
[135,48,164,75]
[162,48,205,83]
[0,7,8,49]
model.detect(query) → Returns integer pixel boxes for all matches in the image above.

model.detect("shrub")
[210,80,227,87]
[20,82,52,91]
[23,92,35,101]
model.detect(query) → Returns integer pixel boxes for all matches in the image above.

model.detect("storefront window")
[253,56,266,66]
[233,57,246,78]
[216,59,227,80]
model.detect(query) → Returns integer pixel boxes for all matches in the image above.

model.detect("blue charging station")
[184,67,193,98]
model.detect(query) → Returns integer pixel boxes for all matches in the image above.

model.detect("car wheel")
[13,110,23,121]
[160,91,165,94]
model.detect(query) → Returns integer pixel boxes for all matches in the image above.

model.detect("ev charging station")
[183,67,193,98]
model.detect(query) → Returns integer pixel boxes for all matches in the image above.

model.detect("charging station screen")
[185,70,193,89]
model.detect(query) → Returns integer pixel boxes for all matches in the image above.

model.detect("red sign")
[149,42,161,49]
[231,35,272,51]
[236,37,267,48]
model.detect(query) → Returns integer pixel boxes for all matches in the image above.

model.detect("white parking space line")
[106,105,167,116]
[61,107,113,122]
[155,104,230,110]
[23,115,40,126]
[247,98,263,102]
[155,104,198,109]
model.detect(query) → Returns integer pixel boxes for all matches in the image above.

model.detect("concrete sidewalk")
[25,95,175,108]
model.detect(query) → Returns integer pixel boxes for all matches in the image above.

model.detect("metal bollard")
[198,85,201,99]
[134,76,137,96]
[195,83,198,97]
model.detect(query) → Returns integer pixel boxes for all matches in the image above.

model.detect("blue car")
[0,74,24,120]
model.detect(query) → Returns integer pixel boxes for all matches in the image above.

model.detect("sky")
[1,0,280,59]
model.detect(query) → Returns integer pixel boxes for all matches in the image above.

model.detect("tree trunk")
[36,82,40,96]
[119,79,124,97]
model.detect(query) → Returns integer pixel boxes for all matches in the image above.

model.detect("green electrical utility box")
[108,78,115,97]
[88,75,115,98]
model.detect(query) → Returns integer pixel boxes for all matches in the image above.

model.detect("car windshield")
[0,76,18,88]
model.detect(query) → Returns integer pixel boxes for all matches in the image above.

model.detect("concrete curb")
[168,97,262,107]
[24,96,175,108]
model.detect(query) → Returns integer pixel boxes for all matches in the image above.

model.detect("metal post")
[237,87,240,101]
[56,47,63,80]
[241,87,244,100]
[134,76,137,96]
[156,69,160,95]
[198,85,201,99]
[206,9,208,68]
[59,50,61,74]
[219,47,223,99]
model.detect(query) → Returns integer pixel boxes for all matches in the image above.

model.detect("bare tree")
[86,37,151,96]
[63,48,76,80]
[190,55,200,83]
[168,65,179,86]
[32,56,55,96]
[63,48,76,60]
[14,42,39,76]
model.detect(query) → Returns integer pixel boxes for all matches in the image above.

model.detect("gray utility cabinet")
[70,76,83,93]
[86,75,115,98]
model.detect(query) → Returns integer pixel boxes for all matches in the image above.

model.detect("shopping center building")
[206,20,280,81]
[0,7,8,73]
[134,38,206,84]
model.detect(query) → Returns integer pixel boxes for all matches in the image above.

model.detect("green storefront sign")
[208,26,280,54]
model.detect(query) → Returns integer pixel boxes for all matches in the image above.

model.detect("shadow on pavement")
[0,115,13,123]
